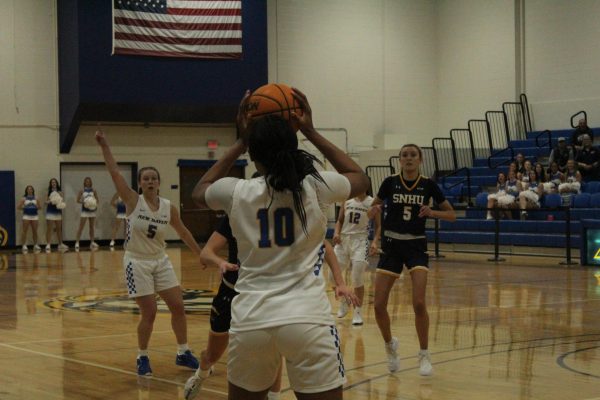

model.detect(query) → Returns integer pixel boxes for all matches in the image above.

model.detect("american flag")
[112,0,242,59]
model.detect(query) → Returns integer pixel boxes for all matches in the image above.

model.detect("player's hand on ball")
[290,88,314,134]
[236,89,252,146]
[418,205,433,218]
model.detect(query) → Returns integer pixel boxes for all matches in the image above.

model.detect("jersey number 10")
[257,208,295,248]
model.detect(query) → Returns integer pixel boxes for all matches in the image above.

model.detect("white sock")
[195,367,212,378]
[138,349,148,358]
[177,343,190,354]
[267,391,280,400]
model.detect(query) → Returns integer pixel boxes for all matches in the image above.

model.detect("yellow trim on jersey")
[408,266,429,273]
[376,268,402,278]
[399,172,423,192]
[209,330,230,336]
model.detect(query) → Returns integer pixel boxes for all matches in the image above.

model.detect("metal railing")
[439,167,472,205]
[502,101,528,141]
[468,119,493,159]
[535,129,552,152]
[365,165,395,196]
[485,110,511,150]
[450,129,475,169]
[432,138,457,176]
[487,146,514,169]
[520,93,533,133]
[570,110,588,128]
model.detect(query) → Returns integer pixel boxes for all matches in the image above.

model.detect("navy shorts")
[377,237,429,276]
[210,280,238,333]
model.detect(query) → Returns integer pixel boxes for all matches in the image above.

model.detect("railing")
[535,129,552,152]
[485,111,511,150]
[389,146,436,180]
[439,167,472,206]
[520,93,533,133]
[570,110,588,128]
[502,101,528,141]
[468,119,493,159]
[365,165,395,196]
[487,146,514,169]
[432,138,457,176]
[450,129,475,169]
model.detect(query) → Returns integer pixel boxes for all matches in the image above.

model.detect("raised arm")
[291,88,369,198]
[192,91,251,208]
[110,193,119,208]
[95,129,138,211]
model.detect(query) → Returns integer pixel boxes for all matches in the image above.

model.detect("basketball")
[246,83,303,128]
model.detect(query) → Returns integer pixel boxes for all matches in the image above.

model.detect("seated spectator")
[558,159,582,194]
[518,160,533,183]
[575,134,600,181]
[514,153,526,175]
[534,162,548,185]
[572,118,594,150]
[544,161,563,194]
[519,170,543,220]
[507,161,517,177]
[487,171,519,220]
[547,137,573,172]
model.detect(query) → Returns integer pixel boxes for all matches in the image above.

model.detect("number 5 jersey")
[125,196,171,258]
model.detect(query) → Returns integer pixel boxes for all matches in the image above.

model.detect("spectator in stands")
[575,134,600,181]
[514,153,526,175]
[534,163,548,186]
[519,170,543,220]
[572,118,594,150]
[507,162,517,176]
[558,159,582,194]
[486,172,517,220]
[544,161,563,194]
[548,137,573,172]
[518,160,533,183]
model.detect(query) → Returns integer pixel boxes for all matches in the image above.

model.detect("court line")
[0,342,228,397]
[3,329,173,345]
[556,345,600,379]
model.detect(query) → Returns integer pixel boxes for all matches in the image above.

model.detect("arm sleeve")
[314,172,351,207]
[205,178,239,213]
[430,181,447,205]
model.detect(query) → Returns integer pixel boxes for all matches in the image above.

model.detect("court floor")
[0,247,598,399]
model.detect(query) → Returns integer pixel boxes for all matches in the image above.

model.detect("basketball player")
[192,88,369,400]
[45,178,68,251]
[75,177,99,250]
[109,193,126,248]
[368,144,455,376]
[332,191,380,325]
[183,212,357,400]
[95,129,205,376]
[17,185,42,252]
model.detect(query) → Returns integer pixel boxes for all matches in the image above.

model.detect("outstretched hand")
[95,129,107,146]
[219,260,240,276]
[334,285,360,307]
[291,87,315,134]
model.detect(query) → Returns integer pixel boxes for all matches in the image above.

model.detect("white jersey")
[206,171,351,332]
[340,196,373,237]
[125,195,171,259]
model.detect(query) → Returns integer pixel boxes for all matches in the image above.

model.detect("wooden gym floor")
[0,247,598,399]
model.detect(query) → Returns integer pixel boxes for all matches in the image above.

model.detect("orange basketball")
[246,83,303,124]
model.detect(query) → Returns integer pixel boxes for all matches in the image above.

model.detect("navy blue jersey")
[215,215,239,285]
[377,175,446,236]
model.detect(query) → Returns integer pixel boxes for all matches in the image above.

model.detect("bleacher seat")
[572,193,591,208]
[543,193,562,208]
[590,193,600,208]
[475,192,488,208]
[583,181,600,193]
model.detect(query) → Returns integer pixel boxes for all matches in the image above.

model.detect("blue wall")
[58,0,268,152]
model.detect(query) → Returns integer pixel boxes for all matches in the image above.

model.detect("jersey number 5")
[403,206,412,221]
[257,208,295,248]
[147,224,158,239]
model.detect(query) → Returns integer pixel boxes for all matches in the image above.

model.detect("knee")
[413,300,427,316]
[374,300,388,317]
[140,309,157,324]
[169,301,185,317]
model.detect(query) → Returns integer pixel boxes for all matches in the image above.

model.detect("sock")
[177,343,190,355]
[138,349,149,358]
[195,367,212,379]
[267,391,280,400]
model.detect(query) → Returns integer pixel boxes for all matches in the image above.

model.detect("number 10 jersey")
[125,195,171,259]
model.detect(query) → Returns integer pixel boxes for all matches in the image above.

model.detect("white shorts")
[80,211,96,218]
[228,324,346,394]
[46,213,62,221]
[334,235,369,266]
[23,215,38,221]
[123,253,179,298]
[116,213,126,219]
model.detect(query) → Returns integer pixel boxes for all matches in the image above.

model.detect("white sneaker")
[352,307,363,325]
[21,245,28,253]
[58,243,69,251]
[385,337,400,372]
[418,349,433,376]
[109,240,115,247]
[184,367,213,400]
[337,301,349,318]
[33,244,42,252]
[90,241,99,249]
[45,244,51,252]
[75,242,80,250]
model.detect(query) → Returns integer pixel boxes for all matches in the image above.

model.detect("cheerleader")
[17,185,41,252]
[75,177,99,250]
[534,163,548,186]
[519,170,543,220]
[109,193,126,248]
[486,172,507,220]
[517,160,533,183]
[45,178,68,251]
[543,162,563,194]
[558,159,582,194]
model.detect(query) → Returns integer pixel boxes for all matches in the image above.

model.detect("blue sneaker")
[176,350,199,369]
[137,356,152,376]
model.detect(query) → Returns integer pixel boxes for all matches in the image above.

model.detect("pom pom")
[49,191,63,205]
[57,201,66,210]
[84,196,97,211]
